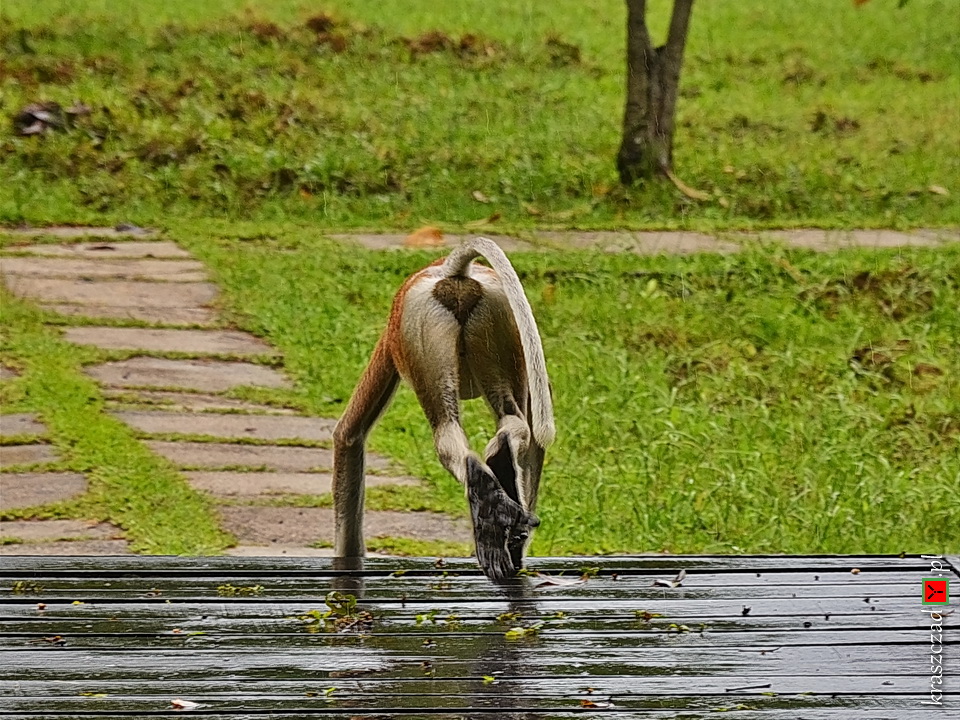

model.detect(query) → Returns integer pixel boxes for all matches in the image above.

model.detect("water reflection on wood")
[1,554,956,718]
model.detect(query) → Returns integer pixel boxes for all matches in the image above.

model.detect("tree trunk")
[617,0,695,185]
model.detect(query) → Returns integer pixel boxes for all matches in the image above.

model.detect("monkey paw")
[466,456,538,582]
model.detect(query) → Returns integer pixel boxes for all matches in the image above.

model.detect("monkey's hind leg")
[332,337,400,559]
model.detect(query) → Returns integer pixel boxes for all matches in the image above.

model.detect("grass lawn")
[1,0,957,228]
[1,0,957,557]
[165,223,957,555]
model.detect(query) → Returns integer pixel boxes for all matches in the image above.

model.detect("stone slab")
[0,413,46,437]
[113,411,335,441]
[0,365,20,380]
[64,327,274,355]
[86,357,291,392]
[0,519,114,542]
[185,471,416,497]
[103,389,295,415]
[225,545,339,557]
[0,540,131,555]
[3,277,217,307]
[42,303,218,325]
[0,444,58,468]
[753,229,947,250]
[0,473,86,510]
[146,441,342,472]
[539,231,740,255]
[0,257,207,281]
[224,545,390,558]
[217,506,471,546]
[332,233,539,252]
[6,240,186,257]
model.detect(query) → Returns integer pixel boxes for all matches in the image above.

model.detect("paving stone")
[0,540,131,555]
[754,229,946,250]
[0,413,46,437]
[114,411,335,441]
[147,441,391,472]
[0,473,86,510]
[224,545,391,558]
[42,303,218,325]
[0,519,115,542]
[147,441,339,472]
[64,327,274,355]
[0,365,20,380]
[103,389,295,415]
[540,231,740,254]
[3,277,218,308]
[332,233,539,252]
[185,471,417,497]
[217,506,471,547]
[86,357,291,392]
[0,257,207,281]
[0,444,58,468]
[8,240,186,257]
[224,545,339,557]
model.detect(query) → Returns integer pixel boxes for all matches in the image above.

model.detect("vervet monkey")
[333,237,555,581]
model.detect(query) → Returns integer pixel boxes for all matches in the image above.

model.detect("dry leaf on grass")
[404,226,445,247]
[465,213,501,228]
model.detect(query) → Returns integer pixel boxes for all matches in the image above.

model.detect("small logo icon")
[922,578,949,605]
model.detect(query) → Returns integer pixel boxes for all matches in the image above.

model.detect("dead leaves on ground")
[404,226,445,247]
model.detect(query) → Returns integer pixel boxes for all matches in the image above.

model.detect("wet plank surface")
[1,554,956,718]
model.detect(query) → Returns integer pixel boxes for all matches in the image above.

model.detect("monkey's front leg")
[466,456,539,581]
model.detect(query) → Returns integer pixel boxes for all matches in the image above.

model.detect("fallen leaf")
[404,226,444,247]
[664,168,710,201]
[928,185,949,196]
[472,190,492,203]
[534,572,586,588]
[464,213,501,228]
[913,363,943,377]
[653,569,687,588]
[580,699,616,709]
[170,698,201,710]
[522,202,542,216]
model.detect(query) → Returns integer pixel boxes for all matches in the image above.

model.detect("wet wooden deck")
[1,554,956,718]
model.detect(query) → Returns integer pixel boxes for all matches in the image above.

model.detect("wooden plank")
[0,711,940,720]
[0,568,922,593]
[0,627,946,655]
[0,580,918,603]
[0,610,929,638]
[2,642,951,682]
[0,678,950,713]
[0,591,922,617]
[1,709,940,720]
[0,554,932,576]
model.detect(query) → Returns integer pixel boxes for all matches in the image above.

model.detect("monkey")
[332,237,555,581]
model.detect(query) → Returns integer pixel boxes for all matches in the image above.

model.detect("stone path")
[2,226,957,558]
[336,227,959,253]
[0,236,471,557]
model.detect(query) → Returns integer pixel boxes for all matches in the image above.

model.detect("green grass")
[0,292,230,553]
[1,0,957,228]
[168,224,960,555]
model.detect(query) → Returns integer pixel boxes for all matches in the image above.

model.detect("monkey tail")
[443,237,556,448]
